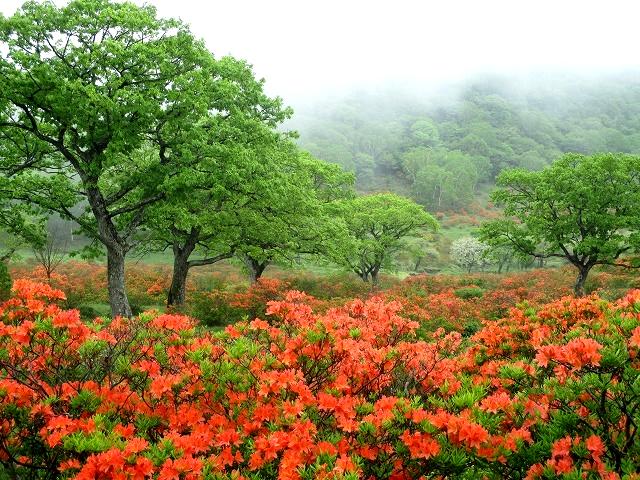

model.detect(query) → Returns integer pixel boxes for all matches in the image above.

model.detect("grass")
[80,302,166,319]
[439,224,477,241]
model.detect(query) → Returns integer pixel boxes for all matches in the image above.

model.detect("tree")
[410,119,440,147]
[398,237,440,273]
[482,243,516,273]
[450,237,488,273]
[480,153,640,296]
[329,193,439,284]
[0,0,285,316]
[232,149,354,285]
[141,117,287,307]
[33,220,69,281]
[402,148,480,210]
[144,133,353,306]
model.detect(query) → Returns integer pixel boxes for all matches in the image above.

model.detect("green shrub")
[77,305,100,320]
[462,318,482,337]
[0,262,11,301]
[454,286,485,299]
[458,276,487,288]
[187,290,245,328]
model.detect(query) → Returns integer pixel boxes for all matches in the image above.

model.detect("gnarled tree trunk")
[242,255,269,284]
[167,228,233,307]
[574,264,593,297]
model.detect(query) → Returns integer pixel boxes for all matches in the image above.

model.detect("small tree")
[32,221,69,281]
[232,150,354,285]
[450,237,488,273]
[480,153,640,296]
[482,243,516,273]
[329,193,439,284]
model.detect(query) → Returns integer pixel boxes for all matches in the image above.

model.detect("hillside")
[289,72,640,211]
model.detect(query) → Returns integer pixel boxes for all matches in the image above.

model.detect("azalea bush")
[10,260,635,330]
[1,280,640,478]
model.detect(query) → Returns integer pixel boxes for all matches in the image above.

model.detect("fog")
[2,0,640,104]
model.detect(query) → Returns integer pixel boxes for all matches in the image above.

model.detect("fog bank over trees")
[288,72,640,210]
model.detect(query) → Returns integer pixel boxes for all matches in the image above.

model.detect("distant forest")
[290,73,640,211]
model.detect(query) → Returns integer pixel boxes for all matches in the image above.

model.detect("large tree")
[143,126,281,307]
[0,0,284,316]
[480,153,640,296]
[329,193,439,284]
[145,134,353,306]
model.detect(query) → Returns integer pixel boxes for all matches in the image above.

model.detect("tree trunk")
[574,265,591,297]
[414,257,422,272]
[167,249,192,307]
[167,228,202,308]
[370,268,380,287]
[357,271,370,283]
[85,185,134,318]
[167,229,233,306]
[243,255,268,284]
[107,246,132,318]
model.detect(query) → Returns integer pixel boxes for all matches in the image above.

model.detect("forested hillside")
[291,73,640,210]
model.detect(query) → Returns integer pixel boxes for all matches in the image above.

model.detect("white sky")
[1,0,639,102]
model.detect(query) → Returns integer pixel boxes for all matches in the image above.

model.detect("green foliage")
[77,305,100,321]
[403,148,482,209]
[0,263,10,301]
[0,0,290,316]
[454,286,484,299]
[228,145,355,275]
[291,75,640,210]
[187,290,245,328]
[480,153,640,295]
[145,130,354,303]
[328,193,439,282]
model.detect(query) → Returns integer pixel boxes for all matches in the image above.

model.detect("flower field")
[1,271,640,478]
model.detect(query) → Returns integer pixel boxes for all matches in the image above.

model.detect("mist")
[2,0,639,106]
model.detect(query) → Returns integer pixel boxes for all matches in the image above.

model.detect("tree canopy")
[480,153,640,296]
[144,131,353,306]
[291,75,640,209]
[328,193,439,283]
[0,0,287,315]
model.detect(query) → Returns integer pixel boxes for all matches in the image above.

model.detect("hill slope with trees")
[290,73,640,210]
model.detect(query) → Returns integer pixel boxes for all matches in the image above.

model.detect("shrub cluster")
[0,280,640,478]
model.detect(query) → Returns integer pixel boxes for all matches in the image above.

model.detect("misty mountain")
[288,72,640,211]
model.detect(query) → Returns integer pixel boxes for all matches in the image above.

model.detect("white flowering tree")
[450,237,488,273]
